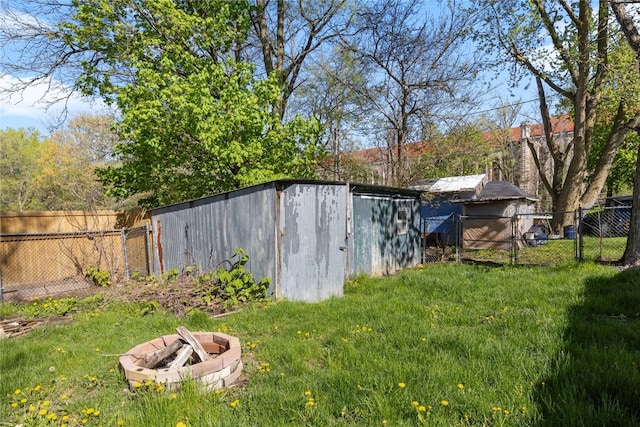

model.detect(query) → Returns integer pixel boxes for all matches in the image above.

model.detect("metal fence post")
[121,228,130,280]
[577,208,583,261]
[512,214,518,265]
[145,223,152,276]
[455,213,461,263]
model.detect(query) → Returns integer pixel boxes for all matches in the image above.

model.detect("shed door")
[278,184,347,302]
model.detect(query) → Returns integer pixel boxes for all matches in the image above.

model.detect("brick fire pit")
[119,328,243,391]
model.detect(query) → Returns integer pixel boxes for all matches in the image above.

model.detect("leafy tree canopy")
[55,0,324,207]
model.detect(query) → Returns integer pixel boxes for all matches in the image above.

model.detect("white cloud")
[0,73,108,134]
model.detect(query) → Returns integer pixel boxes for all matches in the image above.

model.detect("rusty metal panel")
[351,191,421,276]
[278,182,347,302]
[152,183,278,298]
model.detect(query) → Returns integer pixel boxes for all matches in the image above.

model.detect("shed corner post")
[344,182,351,280]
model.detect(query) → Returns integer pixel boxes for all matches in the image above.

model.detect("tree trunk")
[621,145,640,265]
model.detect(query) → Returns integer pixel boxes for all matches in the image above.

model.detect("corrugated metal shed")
[150,180,421,303]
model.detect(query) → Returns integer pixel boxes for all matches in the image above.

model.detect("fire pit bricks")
[119,331,243,391]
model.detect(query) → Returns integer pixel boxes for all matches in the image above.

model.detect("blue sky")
[0,0,540,137]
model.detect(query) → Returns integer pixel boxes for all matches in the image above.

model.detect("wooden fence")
[0,210,151,302]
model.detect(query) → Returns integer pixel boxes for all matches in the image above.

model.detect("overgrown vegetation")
[2,262,638,426]
[108,248,271,317]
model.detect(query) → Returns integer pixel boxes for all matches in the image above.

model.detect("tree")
[0,116,120,211]
[610,0,640,266]
[248,0,354,120]
[478,0,640,233]
[0,128,42,211]
[1,1,324,207]
[338,0,482,187]
[292,49,369,181]
[412,123,491,180]
[39,114,120,209]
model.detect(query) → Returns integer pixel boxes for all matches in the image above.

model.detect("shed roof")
[409,174,487,193]
[464,181,537,203]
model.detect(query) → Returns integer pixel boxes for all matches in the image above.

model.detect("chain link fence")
[422,206,630,266]
[578,205,630,262]
[0,225,151,302]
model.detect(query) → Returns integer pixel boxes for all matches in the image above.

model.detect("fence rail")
[0,225,151,302]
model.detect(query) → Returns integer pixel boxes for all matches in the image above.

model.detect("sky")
[0,73,108,135]
[0,1,545,137]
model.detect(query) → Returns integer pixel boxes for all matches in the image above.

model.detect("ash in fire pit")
[119,326,242,391]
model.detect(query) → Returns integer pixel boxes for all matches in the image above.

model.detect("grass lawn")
[1,262,639,426]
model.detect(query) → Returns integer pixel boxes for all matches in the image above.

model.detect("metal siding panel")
[151,186,277,297]
[351,195,373,276]
[279,183,346,302]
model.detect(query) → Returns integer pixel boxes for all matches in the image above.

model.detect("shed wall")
[462,201,536,250]
[278,183,347,301]
[351,194,421,276]
[152,184,278,297]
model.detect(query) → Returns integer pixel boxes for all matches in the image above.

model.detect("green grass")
[2,263,639,426]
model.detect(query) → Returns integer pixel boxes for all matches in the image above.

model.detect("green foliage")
[21,294,104,318]
[413,123,491,179]
[56,0,324,207]
[84,265,111,287]
[0,128,43,211]
[195,248,271,310]
[587,36,640,195]
[0,118,119,211]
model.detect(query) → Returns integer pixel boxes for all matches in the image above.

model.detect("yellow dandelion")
[20,398,27,403]
[39,408,48,416]
[118,420,125,426]
[382,420,388,425]
[176,423,187,427]
[81,419,88,424]
[33,384,42,391]
[170,393,178,399]
[43,400,51,407]
[440,400,449,406]
[93,410,101,416]
[398,382,406,388]
[60,393,68,400]
[458,383,464,390]
[133,382,142,388]
[14,389,21,394]
[503,410,510,415]
[412,401,419,407]
[84,408,95,415]
[62,415,70,421]
[11,402,17,408]
[29,405,36,412]
[304,390,312,396]
[230,399,240,408]
[418,405,426,412]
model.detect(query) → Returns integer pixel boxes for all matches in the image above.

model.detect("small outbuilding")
[150,180,421,303]
[410,174,487,246]
[460,181,538,250]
